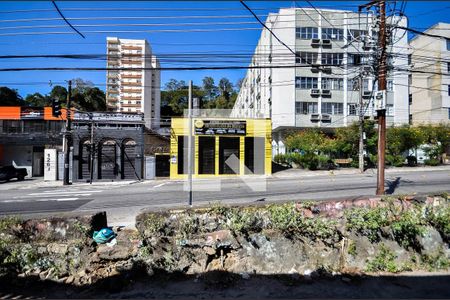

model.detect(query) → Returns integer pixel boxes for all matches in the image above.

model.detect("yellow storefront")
[170,118,271,179]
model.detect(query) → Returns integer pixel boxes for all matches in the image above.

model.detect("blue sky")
[0,1,449,97]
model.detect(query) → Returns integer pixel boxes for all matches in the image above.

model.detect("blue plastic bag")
[92,228,116,244]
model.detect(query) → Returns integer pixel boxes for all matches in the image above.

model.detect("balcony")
[121,103,141,108]
[121,96,142,100]
[121,45,142,50]
[121,82,142,86]
[121,74,142,79]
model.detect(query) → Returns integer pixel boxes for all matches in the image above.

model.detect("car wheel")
[18,176,25,181]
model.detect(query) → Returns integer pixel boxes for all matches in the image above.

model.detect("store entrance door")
[219,137,240,174]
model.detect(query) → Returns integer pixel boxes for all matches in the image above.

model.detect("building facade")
[72,112,145,181]
[106,37,161,129]
[0,106,64,177]
[231,8,409,155]
[170,118,272,179]
[410,23,450,125]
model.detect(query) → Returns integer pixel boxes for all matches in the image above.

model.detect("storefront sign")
[21,107,44,119]
[44,149,57,181]
[194,120,246,135]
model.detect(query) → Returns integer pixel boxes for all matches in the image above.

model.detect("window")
[387,80,394,92]
[321,53,343,65]
[296,27,318,39]
[386,104,394,116]
[322,102,343,115]
[408,54,412,65]
[296,52,318,64]
[448,108,450,120]
[363,79,370,91]
[409,94,412,105]
[347,29,367,41]
[296,102,318,114]
[348,103,358,115]
[348,53,370,65]
[348,78,360,91]
[322,28,344,40]
[295,77,318,89]
[448,62,450,73]
[447,39,450,51]
[322,78,344,90]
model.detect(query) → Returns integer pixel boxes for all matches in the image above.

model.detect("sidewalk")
[270,164,450,179]
[0,178,141,191]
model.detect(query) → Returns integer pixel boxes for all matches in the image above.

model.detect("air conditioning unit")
[321,113,332,122]
[321,89,332,97]
[310,89,321,97]
[362,90,372,99]
[362,65,373,75]
[362,36,377,50]
[322,66,332,74]
[311,38,321,47]
[310,113,320,122]
[321,39,332,48]
[311,63,321,73]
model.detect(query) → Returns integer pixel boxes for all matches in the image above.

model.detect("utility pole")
[358,73,365,173]
[63,80,72,185]
[187,80,193,206]
[376,0,387,195]
[89,113,94,185]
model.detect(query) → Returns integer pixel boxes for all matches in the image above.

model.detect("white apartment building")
[106,37,161,129]
[410,23,450,125]
[231,8,409,155]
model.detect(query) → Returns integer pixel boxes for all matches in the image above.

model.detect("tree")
[218,77,233,100]
[236,78,244,90]
[0,87,24,106]
[164,79,186,92]
[202,76,218,101]
[49,85,68,103]
[72,86,106,112]
[25,93,50,107]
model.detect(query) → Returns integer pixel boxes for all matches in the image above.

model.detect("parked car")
[0,165,28,182]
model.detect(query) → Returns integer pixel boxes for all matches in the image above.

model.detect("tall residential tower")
[106,37,161,129]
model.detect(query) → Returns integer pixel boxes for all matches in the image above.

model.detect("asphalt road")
[0,168,449,226]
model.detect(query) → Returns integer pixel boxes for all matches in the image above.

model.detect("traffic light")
[52,98,61,117]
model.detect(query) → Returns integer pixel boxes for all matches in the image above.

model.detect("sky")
[0,1,449,98]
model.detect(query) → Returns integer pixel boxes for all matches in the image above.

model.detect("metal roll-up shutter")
[99,140,116,179]
[122,140,137,179]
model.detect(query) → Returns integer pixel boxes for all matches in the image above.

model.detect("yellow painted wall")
[170,118,272,179]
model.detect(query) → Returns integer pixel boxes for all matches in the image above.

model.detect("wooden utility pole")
[63,80,72,185]
[376,0,387,195]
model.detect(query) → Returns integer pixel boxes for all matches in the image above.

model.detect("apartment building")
[106,37,161,129]
[231,8,409,155]
[410,23,450,125]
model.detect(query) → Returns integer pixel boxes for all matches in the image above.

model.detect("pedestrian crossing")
[2,188,103,203]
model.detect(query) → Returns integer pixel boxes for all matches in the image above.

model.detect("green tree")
[49,85,68,103]
[218,77,233,100]
[24,93,50,107]
[202,76,217,101]
[0,87,25,106]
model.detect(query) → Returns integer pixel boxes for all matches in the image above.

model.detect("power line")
[51,1,85,39]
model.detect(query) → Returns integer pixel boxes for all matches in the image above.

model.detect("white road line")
[13,193,92,199]
[28,190,102,196]
[37,197,79,202]
[153,183,167,188]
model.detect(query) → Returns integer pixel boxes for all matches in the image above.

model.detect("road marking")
[28,190,102,196]
[13,193,92,199]
[37,197,79,202]
[153,183,167,188]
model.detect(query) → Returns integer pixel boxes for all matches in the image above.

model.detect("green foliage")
[420,247,450,271]
[72,220,89,236]
[0,86,25,106]
[390,208,425,250]
[144,213,167,236]
[345,207,389,242]
[365,244,400,273]
[285,129,328,154]
[0,216,21,233]
[424,158,440,166]
[267,203,341,244]
[226,208,261,234]
[348,240,357,257]
[178,214,199,238]
[425,202,450,242]
[386,154,404,167]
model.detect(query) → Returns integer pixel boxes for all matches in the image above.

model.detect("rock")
[240,272,250,280]
[97,244,133,261]
[205,230,240,250]
[418,226,445,255]
[204,246,216,256]
[47,243,68,254]
[303,269,313,276]
[37,246,48,254]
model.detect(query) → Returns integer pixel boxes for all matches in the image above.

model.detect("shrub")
[424,158,440,166]
[366,244,400,273]
[274,154,289,165]
[386,154,404,167]
[390,208,425,250]
[425,204,450,242]
[345,207,390,242]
